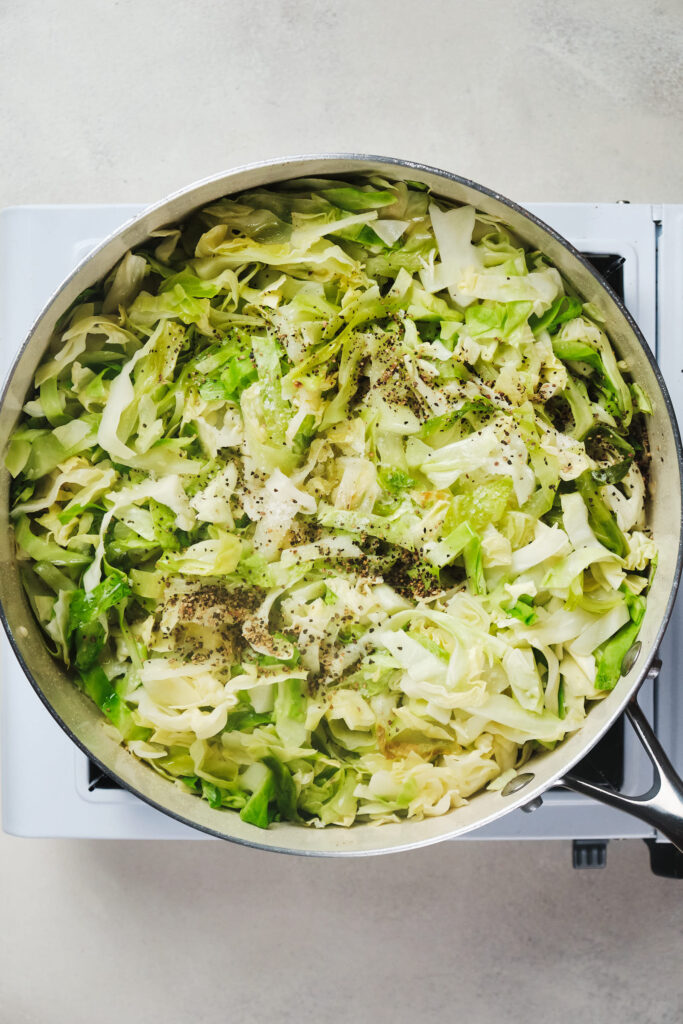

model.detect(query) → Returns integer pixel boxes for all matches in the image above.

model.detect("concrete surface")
[1,1,682,1022]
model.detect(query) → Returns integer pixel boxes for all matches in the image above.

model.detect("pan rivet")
[521,797,543,813]
[621,641,642,676]
[501,771,535,796]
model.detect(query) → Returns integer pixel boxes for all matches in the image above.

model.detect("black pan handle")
[562,661,683,854]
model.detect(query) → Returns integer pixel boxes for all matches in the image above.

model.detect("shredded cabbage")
[7,174,655,829]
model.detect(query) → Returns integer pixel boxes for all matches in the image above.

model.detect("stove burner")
[87,765,120,791]
[87,250,628,795]
[582,252,626,295]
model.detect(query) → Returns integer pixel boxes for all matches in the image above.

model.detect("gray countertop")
[1,2,682,1021]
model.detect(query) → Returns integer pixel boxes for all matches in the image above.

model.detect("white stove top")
[1,200,681,841]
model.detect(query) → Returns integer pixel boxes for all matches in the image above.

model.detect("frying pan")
[1,154,683,855]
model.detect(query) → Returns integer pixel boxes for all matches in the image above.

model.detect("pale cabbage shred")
[8,175,655,829]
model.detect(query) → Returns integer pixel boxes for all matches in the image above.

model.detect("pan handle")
[562,661,683,854]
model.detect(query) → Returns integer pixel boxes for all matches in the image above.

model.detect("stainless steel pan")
[2,154,683,855]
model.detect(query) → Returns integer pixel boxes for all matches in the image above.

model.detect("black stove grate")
[581,252,625,295]
[87,250,628,795]
[87,763,121,791]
